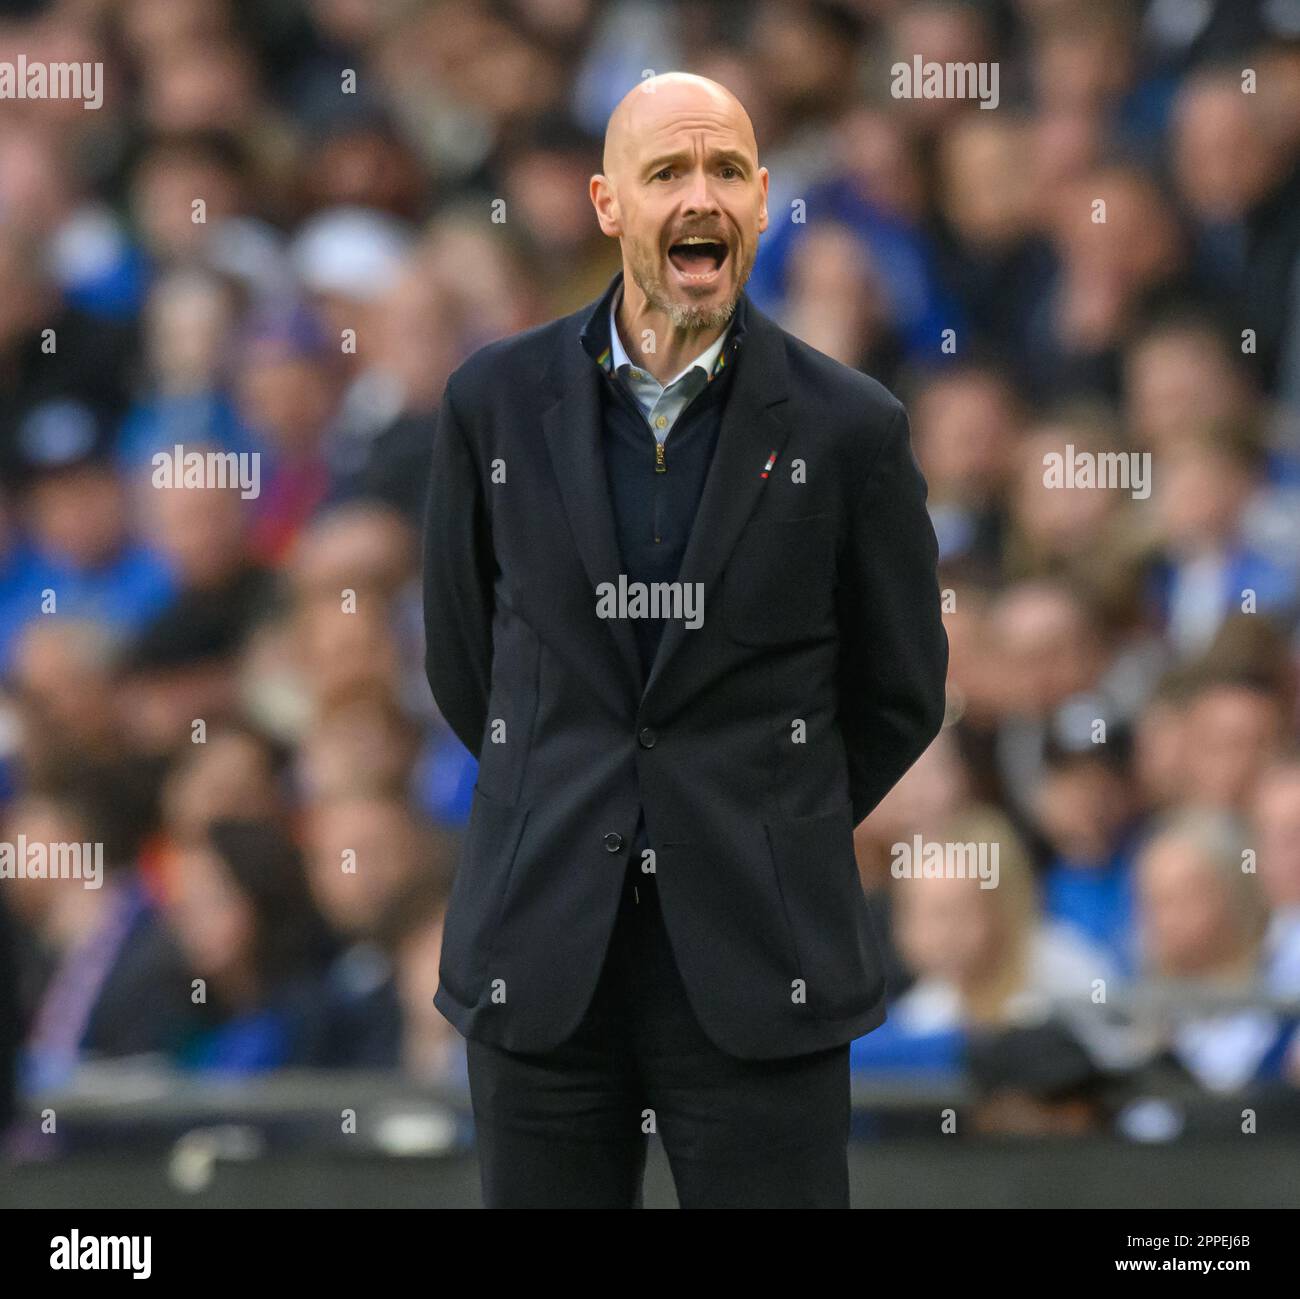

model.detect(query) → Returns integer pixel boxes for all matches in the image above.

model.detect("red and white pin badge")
[760,449,777,479]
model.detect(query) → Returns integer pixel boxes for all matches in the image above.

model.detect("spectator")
[852,806,1121,1074]
[1145,432,1295,655]
[910,364,1020,580]
[13,428,175,650]
[1178,673,1288,812]
[1034,744,1145,976]
[1135,808,1294,1093]
[302,796,445,1068]
[1251,754,1300,997]
[233,305,341,564]
[165,818,334,1074]
[8,786,193,1091]
[375,852,460,1082]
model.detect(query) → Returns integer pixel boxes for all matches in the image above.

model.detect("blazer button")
[638,727,657,749]
[604,832,624,853]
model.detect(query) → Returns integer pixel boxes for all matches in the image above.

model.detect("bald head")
[591,72,768,340]
[602,73,757,180]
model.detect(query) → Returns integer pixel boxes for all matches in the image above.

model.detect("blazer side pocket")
[763,800,885,1020]
[437,785,530,1006]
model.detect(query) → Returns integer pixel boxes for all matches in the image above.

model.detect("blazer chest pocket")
[723,514,835,645]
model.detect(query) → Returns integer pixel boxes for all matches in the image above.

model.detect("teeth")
[680,236,716,245]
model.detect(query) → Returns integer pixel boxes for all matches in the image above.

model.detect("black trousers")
[465,856,851,1208]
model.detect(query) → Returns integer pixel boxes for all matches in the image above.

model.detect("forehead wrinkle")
[640,109,755,158]
[644,120,752,160]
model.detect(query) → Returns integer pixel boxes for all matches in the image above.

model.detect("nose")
[681,165,721,218]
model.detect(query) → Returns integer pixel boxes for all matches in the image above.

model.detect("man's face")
[595,84,769,330]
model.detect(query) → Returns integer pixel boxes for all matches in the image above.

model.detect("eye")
[720,165,740,179]
[653,167,674,181]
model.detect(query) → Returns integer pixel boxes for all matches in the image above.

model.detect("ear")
[590,174,622,237]
[757,166,770,235]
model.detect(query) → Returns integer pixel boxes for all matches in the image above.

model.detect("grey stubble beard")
[627,238,755,333]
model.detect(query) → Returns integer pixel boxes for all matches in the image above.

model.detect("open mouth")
[666,236,728,285]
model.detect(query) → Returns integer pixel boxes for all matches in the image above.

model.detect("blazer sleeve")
[837,401,949,827]
[423,379,496,759]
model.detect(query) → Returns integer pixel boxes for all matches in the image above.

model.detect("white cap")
[290,206,413,302]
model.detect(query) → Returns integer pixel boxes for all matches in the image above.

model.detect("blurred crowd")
[1,0,1299,1147]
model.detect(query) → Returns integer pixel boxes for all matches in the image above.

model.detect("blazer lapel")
[641,301,791,711]
[541,325,645,704]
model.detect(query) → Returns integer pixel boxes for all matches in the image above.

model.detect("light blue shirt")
[608,290,729,443]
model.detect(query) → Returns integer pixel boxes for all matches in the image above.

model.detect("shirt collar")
[607,284,728,389]
[582,272,746,382]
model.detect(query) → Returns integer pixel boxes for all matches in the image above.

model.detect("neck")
[615,273,729,384]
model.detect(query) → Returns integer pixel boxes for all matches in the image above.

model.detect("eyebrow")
[643,149,752,177]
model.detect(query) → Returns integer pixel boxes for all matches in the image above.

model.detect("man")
[423,73,948,1208]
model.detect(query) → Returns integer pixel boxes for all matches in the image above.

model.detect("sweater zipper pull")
[655,440,666,473]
